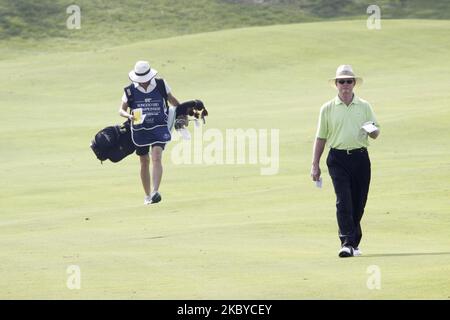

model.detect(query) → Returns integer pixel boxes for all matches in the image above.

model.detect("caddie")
[119,60,180,205]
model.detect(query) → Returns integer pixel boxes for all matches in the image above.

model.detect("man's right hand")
[311,164,321,181]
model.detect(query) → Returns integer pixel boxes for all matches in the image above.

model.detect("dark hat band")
[135,68,151,76]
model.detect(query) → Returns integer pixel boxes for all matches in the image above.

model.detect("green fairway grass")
[0,19,449,299]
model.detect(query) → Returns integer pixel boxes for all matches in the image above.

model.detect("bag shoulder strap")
[155,78,169,110]
[124,84,135,107]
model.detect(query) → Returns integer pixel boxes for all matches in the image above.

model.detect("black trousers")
[326,148,371,248]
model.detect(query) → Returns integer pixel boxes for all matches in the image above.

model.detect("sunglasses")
[337,79,355,85]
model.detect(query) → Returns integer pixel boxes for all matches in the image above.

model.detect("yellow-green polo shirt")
[316,95,379,150]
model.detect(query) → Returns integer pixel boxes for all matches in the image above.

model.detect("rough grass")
[1,0,449,42]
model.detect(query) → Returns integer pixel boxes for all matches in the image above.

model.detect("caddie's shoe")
[150,191,162,204]
[353,247,362,256]
[338,246,354,258]
[144,195,152,205]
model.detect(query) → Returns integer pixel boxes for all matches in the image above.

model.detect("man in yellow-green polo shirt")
[311,65,380,258]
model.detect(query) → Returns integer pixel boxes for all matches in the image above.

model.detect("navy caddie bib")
[126,84,171,147]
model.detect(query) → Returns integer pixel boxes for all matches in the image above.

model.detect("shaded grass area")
[1,0,449,43]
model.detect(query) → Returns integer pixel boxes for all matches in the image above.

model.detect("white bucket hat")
[329,64,363,87]
[128,60,158,83]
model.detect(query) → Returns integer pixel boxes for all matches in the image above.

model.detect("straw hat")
[329,64,363,87]
[128,60,158,83]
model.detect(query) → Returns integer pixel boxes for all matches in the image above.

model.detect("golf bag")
[90,121,136,163]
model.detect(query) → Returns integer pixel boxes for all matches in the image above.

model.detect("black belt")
[331,147,367,155]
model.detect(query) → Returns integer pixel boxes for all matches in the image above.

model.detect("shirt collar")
[335,95,359,106]
[134,78,157,93]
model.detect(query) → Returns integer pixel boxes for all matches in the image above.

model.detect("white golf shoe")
[144,195,152,205]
